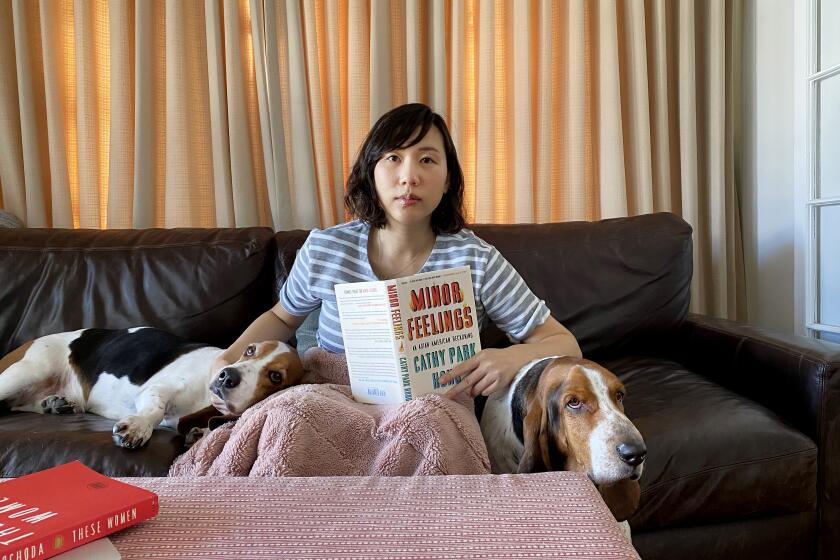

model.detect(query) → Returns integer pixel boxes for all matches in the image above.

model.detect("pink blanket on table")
[168,348,491,477]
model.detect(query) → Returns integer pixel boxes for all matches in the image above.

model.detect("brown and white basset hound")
[0,327,303,448]
[480,356,646,536]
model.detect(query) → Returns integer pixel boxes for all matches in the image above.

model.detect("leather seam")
[691,321,840,368]
[0,239,268,252]
[641,447,818,495]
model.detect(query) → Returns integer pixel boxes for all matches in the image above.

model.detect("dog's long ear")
[517,403,548,473]
[599,479,641,522]
[518,390,568,473]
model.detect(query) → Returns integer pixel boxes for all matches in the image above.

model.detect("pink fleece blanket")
[168,348,491,477]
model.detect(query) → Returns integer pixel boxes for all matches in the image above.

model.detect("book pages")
[335,281,403,403]
[336,266,482,404]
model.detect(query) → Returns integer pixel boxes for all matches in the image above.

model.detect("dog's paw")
[112,416,154,449]
[41,395,83,414]
[184,427,209,448]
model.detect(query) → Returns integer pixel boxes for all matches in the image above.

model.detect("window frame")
[804,0,840,341]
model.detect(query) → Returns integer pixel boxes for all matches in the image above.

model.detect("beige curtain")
[0,0,272,229]
[0,0,744,319]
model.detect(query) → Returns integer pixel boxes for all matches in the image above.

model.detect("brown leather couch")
[0,213,837,560]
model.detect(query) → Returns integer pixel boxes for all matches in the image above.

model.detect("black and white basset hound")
[480,356,646,535]
[0,327,302,448]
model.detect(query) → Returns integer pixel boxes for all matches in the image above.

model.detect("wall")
[739,0,801,334]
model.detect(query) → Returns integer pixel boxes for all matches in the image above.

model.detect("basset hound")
[480,356,646,535]
[0,327,302,448]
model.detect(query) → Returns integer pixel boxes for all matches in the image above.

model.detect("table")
[112,472,640,559]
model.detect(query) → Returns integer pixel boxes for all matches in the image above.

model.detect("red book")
[0,461,158,560]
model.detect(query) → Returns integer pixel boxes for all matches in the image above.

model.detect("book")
[54,538,121,560]
[0,461,158,560]
[335,265,482,404]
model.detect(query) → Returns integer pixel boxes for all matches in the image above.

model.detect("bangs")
[369,111,435,160]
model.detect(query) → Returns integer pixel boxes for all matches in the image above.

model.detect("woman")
[213,103,581,399]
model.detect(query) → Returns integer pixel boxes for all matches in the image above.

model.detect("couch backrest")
[0,228,276,355]
[272,212,694,357]
[0,212,692,358]
[470,213,693,356]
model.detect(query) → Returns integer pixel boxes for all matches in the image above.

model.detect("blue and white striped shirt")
[279,220,551,353]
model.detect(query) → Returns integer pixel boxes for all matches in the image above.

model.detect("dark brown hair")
[344,103,466,234]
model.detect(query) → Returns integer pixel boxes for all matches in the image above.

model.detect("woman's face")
[373,126,448,230]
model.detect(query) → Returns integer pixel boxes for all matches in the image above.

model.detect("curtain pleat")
[284,0,319,228]
[0,0,745,319]
[0,2,23,221]
[205,0,235,228]
[132,0,164,228]
[369,0,391,120]
[405,0,420,102]
[164,0,212,228]
[618,0,653,215]
[261,0,294,229]
[597,0,627,219]
[565,0,587,221]
[430,0,447,113]
[347,0,369,167]
[474,0,494,222]
[73,0,108,229]
[512,0,532,223]
[534,0,551,223]
[648,0,673,213]
[107,0,134,229]
[325,0,347,222]
[222,0,265,228]
[39,0,74,228]
[12,0,50,227]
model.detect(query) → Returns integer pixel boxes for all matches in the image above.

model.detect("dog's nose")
[217,368,241,389]
[617,442,647,466]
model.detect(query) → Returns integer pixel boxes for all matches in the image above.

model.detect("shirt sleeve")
[480,246,551,341]
[278,234,322,317]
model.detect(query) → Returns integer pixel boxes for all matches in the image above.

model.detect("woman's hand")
[438,316,582,398]
[440,347,525,398]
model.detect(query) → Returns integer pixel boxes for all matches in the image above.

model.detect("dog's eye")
[245,345,256,357]
[566,398,582,410]
[616,391,625,404]
[268,370,284,384]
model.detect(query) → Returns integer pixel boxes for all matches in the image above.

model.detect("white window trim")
[794,0,810,337]
[800,0,840,339]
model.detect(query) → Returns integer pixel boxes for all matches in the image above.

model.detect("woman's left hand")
[440,347,524,398]
[438,317,582,398]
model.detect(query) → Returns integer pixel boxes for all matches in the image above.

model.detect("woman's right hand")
[211,302,306,380]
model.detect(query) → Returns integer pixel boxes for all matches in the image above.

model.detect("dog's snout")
[616,442,647,467]
[217,368,241,389]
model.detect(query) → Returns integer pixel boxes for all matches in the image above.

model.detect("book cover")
[335,265,482,404]
[0,461,158,560]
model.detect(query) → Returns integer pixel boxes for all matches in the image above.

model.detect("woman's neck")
[376,223,436,254]
[369,223,436,279]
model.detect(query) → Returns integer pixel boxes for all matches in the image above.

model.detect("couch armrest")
[675,313,840,441]
[674,313,840,558]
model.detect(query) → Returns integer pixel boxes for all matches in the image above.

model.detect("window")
[807,0,840,343]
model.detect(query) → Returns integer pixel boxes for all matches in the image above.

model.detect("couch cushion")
[0,412,183,477]
[603,356,818,531]
[0,227,277,355]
